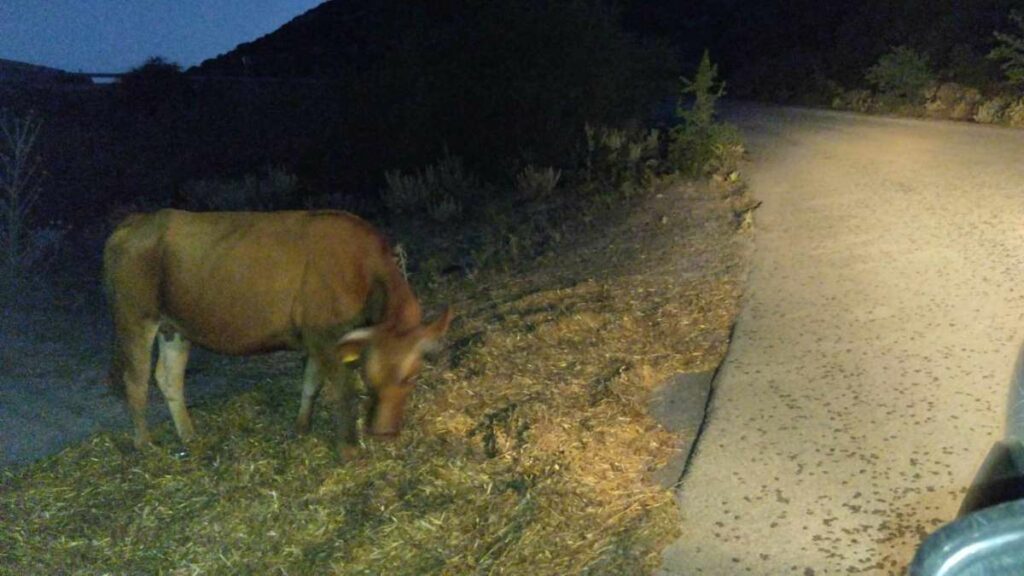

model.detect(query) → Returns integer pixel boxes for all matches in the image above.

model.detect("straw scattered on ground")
[1,179,750,575]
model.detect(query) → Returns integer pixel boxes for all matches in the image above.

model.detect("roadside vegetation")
[822,10,1024,127]
[624,0,1024,129]
[0,2,751,571]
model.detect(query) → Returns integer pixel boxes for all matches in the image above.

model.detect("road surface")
[659,105,1024,574]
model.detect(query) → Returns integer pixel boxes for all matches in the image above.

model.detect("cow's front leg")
[322,361,362,459]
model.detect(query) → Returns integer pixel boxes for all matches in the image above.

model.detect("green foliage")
[865,47,934,102]
[182,166,298,211]
[990,11,1024,86]
[946,44,993,88]
[669,52,744,178]
[678,51,724,131]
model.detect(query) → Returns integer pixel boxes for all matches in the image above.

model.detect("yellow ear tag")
[342,351,361,364]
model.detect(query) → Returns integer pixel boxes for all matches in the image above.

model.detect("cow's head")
[337,307,453,437]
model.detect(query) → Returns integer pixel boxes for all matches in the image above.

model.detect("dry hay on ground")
[0,180,749,575]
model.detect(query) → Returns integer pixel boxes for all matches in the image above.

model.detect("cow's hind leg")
[155,330,194,443]
[117,320,159,448]
[296,355,323,435]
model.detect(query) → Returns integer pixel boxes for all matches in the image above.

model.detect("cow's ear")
[338,328,374,364]
[418,307,453,354]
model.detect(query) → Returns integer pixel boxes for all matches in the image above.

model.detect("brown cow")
[103,209,451,456]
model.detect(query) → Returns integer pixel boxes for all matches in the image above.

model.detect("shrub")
[924,83,983,120]
[865,47,934,103]
[832,89,875,113]
[382,153,478,223]
[669,51,743,178]
[182,166,298,211]
[584,125,661,198]
[0,110,64,291]
[704,125,746,177]
[990,11,1024,86]
[514,165,562,200]
[974,96,1012,124]
[1006,98,1024,127]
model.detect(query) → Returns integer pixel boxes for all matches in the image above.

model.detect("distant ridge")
[192,0,403,78]
[0,58,92,85]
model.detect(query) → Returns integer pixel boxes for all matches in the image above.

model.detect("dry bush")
[182,166,298,211]
[832,89,875,113]
[514,165,562,200]
[974,96,1012,124]
[1006,98,1024,127]
[382,153,479,223]
[924,83,983,120]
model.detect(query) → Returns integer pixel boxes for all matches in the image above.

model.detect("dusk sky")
[0,0,325,72]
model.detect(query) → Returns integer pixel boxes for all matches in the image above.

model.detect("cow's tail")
[102,215,138,399]
[103,277,128,398]
[106,346,127,398]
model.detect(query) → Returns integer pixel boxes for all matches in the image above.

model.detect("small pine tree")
[669,50,738,177]
[990,11,1024,86]
[676,50,724,134]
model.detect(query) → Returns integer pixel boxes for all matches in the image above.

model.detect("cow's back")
[105,209,397,355]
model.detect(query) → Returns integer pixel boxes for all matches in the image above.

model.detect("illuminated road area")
[659,106,1024,574]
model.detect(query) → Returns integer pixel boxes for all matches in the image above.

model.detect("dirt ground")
[0,300,303,469]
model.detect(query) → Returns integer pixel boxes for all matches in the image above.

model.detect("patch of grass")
[1,177,748,574]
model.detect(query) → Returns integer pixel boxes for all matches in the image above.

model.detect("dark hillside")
[0,1,676,226]
[622,0,1024,100]
[192,0,677,178]
[193,1,403,78]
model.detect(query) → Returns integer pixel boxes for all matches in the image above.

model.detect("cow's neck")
[369,267,421,334]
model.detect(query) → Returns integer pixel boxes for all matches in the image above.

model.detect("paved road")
[659,105,1024,574]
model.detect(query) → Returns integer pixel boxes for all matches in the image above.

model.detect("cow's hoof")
[338,444,361,462]
[133,433,153,450]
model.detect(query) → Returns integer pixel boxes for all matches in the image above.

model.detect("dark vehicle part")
[910,345,1024,575]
